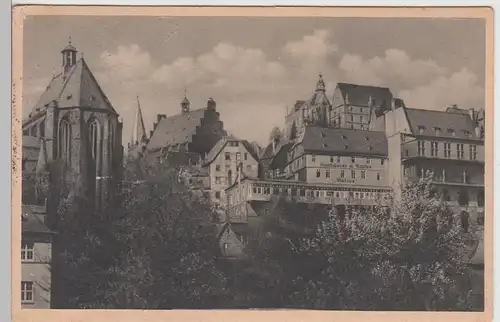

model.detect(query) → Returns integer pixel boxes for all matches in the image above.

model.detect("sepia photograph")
[11,5,493,321]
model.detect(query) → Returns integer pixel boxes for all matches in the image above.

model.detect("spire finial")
[69,36,72,45]
[315,73,326,92]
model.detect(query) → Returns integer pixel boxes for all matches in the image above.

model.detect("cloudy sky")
[22,16,485,145]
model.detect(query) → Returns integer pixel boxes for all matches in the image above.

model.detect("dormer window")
[365,136,369,141]
[447,128,456,136]
[344,144,349,149]
[464,130,472,137]
[323,143,328,148]
[321,132,326,138]
[368,146,373,151]
[341,135,347,140]
[434,127,442,135]
[90,95,96,101]
[66,94,72,100]
[417,125,426,134]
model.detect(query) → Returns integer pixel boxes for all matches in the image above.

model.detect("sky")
[22,16,486,146]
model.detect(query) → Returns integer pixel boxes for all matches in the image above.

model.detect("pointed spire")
[131,94,147,146]
[315,73,326,92]
[36,139,48,175]
[181,89,190,113]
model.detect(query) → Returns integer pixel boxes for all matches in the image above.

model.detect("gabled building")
[330,82,394,130]
[145,96,226,157]
[203,134,260,205]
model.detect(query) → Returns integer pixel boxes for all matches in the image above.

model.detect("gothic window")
[39,119,45,138]
[58,119,71,164]
[228,170,232,185]
[89,120,100,163]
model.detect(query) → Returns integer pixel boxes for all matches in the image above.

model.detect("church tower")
[22,39,124,213]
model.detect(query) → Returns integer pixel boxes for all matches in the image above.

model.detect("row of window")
[314,169,381,181]
[251,185,388,200]
[410,167,474,184]
[417,125,472,137]
[310,155,385,165]
[224,152,249,161]
[416,141,478,160]
[215,164,253,172]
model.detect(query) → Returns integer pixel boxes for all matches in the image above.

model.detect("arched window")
[39,119,45,138]
[227,170,232,185]
[89,120,100,163]
[58,119,71,163]
[108,120,114,165]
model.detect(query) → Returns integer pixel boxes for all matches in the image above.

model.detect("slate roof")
[337,82,393,108]
[26,58,117,121]
[147,108,206,151]
[301,126,388,157]
[22,205,53,234]
[405,108,479,140]
[269,142,293,170]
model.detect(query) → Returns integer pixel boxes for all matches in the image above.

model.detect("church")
[21,39,124,213]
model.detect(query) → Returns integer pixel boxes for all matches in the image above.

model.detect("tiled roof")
[405,108,479,139]
[26,58,117,121]
[301,126,388,157]
[147,108,206,151]
[22,205,53,234]
[337,82,393,108]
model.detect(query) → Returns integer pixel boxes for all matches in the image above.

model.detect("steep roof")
[131,96,147,146]
[26,58,117,121]
[22,205,53,234]
[337,83,393,108]
[147,108,206,151]
[301,126,388,157]
[405,108,479,140]
[204,135,260,166]
[269,142,293,170]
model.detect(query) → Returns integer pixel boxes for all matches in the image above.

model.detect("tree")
[269,126,283,144]
[289,175,479,310]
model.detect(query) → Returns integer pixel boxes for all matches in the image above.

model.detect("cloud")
[398,68,484,110]
[99,44,153,81]
[282,29,338,60]
[339,49,447,88]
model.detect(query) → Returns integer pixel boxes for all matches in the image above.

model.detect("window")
[311,155,316,163]
[431,141,438,157]
[434,127,442,135]
[381,159,385,165]
[458,190,469,206]
[216,165,221,171]
[340,170,345,178]
[316,169,321,178]
[351,156,356,163]
[330,156,334,163]
[350,115,353,122]
[225,152,230,160]
[30,126,37,137]
[215,191,221,199]
[228,170,232,184]
[244,153,248,160]
[89,120,99,163]
[21,281,34,303]
[418,126,425,134]
[39,119,45,138]
[417,141,425,156]
[456,143,464,159]
[366,157,371,164]
[463,170,469,184]
[447,128,455,136]
[478,189,484,207]
[444,143,451,158]
[58,119,71,163]
[361,171,366,179]
[469,145,477,160]
[336,156,341,163]
[351,170,356,179]
[377,172,380,181]
[236,152,241,161]
[326,170,330,178]
[215,177,221,184]
[21,241,34,261]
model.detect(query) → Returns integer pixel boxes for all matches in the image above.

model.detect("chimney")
[157,114,166,123]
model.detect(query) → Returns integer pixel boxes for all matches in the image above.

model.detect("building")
[21,39,124,212]
[203,135,260,205]
[143,95,227,158]
[21,205,54,308]
[330,82,394,130]
[375,101,485,227]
